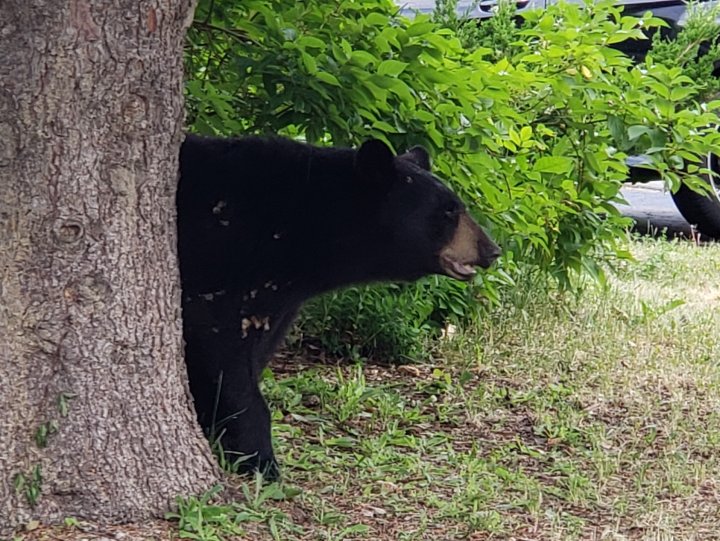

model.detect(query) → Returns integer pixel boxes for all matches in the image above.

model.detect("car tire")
[671,152,720,238]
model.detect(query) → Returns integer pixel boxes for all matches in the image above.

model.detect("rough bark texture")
[0,1,219,534]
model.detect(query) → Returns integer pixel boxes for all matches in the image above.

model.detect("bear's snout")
[439,212,500,279]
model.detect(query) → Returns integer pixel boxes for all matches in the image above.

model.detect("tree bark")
[0,1,219,534]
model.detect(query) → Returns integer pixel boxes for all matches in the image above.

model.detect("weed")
[14,465,42,508]
[168,482,301,541]
[34,420,58,449]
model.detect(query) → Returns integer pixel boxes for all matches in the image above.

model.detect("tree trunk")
[0,1,219,534]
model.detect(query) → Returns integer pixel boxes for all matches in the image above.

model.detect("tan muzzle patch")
[439,212,500,279]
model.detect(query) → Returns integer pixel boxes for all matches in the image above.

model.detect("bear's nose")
[479,242,501,268]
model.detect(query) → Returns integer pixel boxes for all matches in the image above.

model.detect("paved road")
[618,181,696,239]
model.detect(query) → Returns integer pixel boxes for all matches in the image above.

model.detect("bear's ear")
[355,139,396,184]
[400,146,431,171]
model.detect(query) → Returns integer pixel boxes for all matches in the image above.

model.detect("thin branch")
[192,21,259,46]
[203,0,215,25]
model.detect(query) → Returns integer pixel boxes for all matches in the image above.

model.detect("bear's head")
[354,139,501,283]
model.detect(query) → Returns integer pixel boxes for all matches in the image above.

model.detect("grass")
[21,235,720,540]
[169,235,720,540]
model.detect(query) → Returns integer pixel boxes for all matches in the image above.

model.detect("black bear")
[177,135,500,478]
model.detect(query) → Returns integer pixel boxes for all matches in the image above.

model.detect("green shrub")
[184,0,720,360]
[292,276,499,362]
[648,0,720,102]
[432,0,521,58]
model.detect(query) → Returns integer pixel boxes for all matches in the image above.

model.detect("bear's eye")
[444,207,460,219]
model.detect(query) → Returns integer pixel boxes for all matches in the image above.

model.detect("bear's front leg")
[214,373,279,480]
[184,323,279,479]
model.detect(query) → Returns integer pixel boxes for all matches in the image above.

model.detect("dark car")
[398,0,720,237]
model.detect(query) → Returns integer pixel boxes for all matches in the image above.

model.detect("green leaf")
[350,50,377,67]
[670,86,696,102]
[297,36,326,50]
[301,52,317,74]
[364,12,388,27]
[406,21,436,37]
[377,59,408,77]
[372,120,397,133]
[534,156,574,174]
[315,71,341,86]
[627,125,653,140]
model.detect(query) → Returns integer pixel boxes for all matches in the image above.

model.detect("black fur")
[177,135,499,478]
